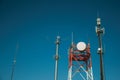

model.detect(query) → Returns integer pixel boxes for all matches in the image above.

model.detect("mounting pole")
[54,36,60,80]
[11,56,16,80]
[11,42,19,80]
[96,17,105,80]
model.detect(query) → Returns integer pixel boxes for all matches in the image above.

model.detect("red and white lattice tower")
[68,40,94,80]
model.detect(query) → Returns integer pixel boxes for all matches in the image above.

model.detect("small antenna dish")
[76,42,86,51]
[102,27,105,35]
[97,18,101,25]
[95,26,98,34]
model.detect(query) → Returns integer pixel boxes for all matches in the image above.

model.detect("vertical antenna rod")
[68,33,74,80]
[95,17,105,80]
[71,32,74,45]
[54,36,60,80]
[11,42,19,80]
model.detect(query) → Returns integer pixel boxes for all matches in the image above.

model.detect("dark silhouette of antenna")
[11,42,19,80]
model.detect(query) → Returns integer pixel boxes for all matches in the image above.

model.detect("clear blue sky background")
[0,0,120,80]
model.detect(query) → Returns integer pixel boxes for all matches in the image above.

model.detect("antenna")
[71,32,74,45]
[97,11,99,18]
[95,16,105,80]
[11,41,19,80]
[54,36,60,80]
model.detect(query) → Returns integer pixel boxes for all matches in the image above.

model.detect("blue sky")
[0,0,120,80]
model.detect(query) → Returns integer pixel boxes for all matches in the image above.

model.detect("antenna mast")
[11,42,19,80]
[54,36,60,80]
[95,17,105,80]
[71,32,74,45]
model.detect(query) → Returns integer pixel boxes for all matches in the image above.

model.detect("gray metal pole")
[11,59,16,80]
[54,36,60,80]
[96,18,105,80]
[11,42,19,80]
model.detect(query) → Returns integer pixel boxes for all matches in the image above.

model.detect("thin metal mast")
[11,42,19,80]
[54,36,60,80]
[68,33,74,80]
[96,17,105,80]
[71,32,74,45]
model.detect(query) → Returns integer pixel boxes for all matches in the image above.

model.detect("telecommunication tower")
[54,36,60,80]
[95,17,105,80]
[68,35,94,80]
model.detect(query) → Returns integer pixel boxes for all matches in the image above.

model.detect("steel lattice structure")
[68,42,94,80]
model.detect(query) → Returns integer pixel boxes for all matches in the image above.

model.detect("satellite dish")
[77,42,86,51]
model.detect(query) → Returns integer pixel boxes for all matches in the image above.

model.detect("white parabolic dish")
[77,42,86,51]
